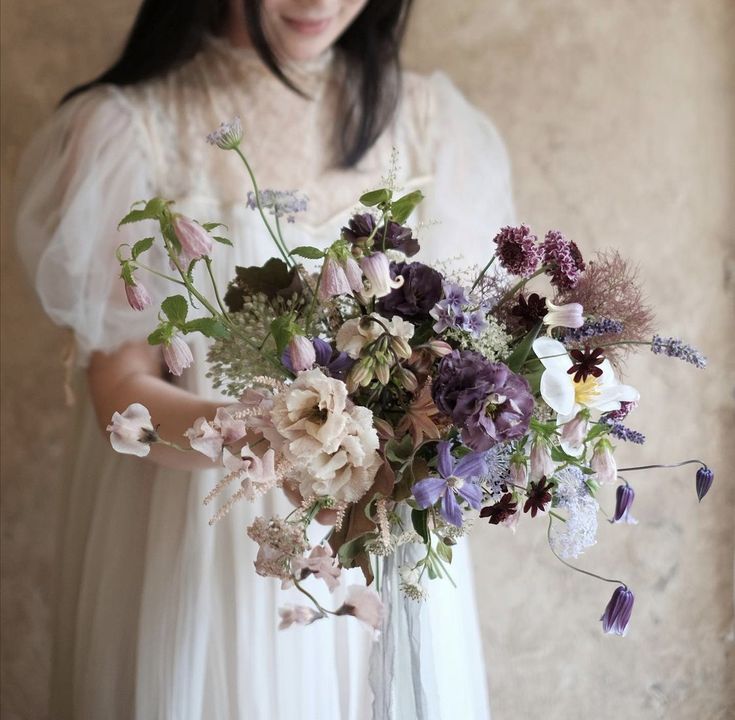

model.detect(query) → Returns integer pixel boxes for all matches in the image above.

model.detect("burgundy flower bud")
[695,466,714,502]
[612,483,636,523]
[600,585,634,636]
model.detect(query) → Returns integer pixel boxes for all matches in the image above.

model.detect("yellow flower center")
[574,375,601,406]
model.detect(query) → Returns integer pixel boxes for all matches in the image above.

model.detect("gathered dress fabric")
[16,37,515,720]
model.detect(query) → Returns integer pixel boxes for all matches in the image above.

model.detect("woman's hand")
[87,339,221,471]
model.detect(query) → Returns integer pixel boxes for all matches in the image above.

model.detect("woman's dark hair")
[62,0,414,168]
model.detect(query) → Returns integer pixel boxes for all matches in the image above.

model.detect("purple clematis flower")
[412,441,488,526]
[600,585,635,636]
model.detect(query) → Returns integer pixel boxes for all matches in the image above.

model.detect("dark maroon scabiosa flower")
[432,350,534,452]
[480,493,518,525]
[601,585,635,636]
[377,261,443,322]
[541,230,586,290]
[493,225,540,277]
[341,213,376,245]
[567,346,605,383]
[523,477,553,518]
[695,466,714,501]
[611,483,636,523]
[511,293,548,330]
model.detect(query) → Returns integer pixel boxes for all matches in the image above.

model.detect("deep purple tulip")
[696,466,714,502]
[600,585,635,636]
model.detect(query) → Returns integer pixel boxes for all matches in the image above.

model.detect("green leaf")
[147,324,172,346]
[411,509,429,544]
[435,539,453,564]
[390,190,424,224]
[202,222,227,232]
[269,316,293,356]
[550,445,582,464]
[131,237,155,260]
[586,423,611,442]
[118,197,169,227]
[360,188,392,207]
[183,317,229,339]
[290,245,326,260]
[161,295,189,326]
[213,236,233,246]
[384,434,414,464]
[506,321,543,373]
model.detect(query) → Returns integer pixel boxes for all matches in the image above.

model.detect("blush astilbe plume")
[556,250,654,368]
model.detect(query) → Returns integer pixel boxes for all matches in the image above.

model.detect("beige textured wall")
[1,1,733,719]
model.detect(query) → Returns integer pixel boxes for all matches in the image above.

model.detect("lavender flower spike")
[606,421,646,445]
[562,318,624,342]
[696,466,714,501]
[601,585,635,636]
[651,334,707,368]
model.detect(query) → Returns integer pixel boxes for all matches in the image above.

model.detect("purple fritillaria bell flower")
[600,585,635,636]
[412,441,487,526]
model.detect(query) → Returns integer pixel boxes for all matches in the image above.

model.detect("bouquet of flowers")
[108,117,713,636]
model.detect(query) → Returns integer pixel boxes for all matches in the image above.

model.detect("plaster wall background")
[1,1,733,718]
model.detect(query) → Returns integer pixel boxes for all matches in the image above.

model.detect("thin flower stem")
[547,516,626,587]
[470,255,496,293]
[204,257,232,324]
[233,148,293,267]
[497,266,548,306]
[617,459,707,473]
[133,261,186,286]
[293,578,335,617]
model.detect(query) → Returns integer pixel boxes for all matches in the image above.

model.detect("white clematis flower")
[532,337,639,424]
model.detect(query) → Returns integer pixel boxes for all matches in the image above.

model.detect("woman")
[16,1,515,717]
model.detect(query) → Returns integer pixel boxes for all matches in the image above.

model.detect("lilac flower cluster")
[206,117,243,150]
[246,190,309,223]
[562,318,624,342]
[605,421,646,445]
[541,230,586,290]
[492,224,540,277]
[650,334,707,368]
[430,283,489,338]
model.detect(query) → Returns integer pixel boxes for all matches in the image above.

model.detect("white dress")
[16,37,515,720]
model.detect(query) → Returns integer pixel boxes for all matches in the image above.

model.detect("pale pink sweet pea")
[291,545,341,592]
[106,403,158,457]
[125,281,152,311]
[337,585,384,632]
[184,417,223,461]
[542,300,584,335]
[223,445,277,501]
[162,333,194,376]
[532,337,639,425]
[214,406,248,445]
[173,215,213,262]
[278,605,323,630]
[360,252,403,299]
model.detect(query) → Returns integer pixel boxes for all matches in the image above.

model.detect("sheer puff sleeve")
[15,85,167,366]
[419,72,517,267]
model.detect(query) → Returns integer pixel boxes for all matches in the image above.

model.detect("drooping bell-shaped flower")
[529,436,555,482]
[590,439,617,485]
[162,333,194,376]
[318,256,353,300]
[286,335,317,372]
[360,252,404,299]
[173,215,213,263]
[125,281,152,311]
[543,299,584,335]
[695,466,714,501]
[600,585,635,636]
[560,411,589,457]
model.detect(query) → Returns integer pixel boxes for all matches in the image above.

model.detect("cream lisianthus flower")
[532,337,639,424]
[270,369,380,503]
